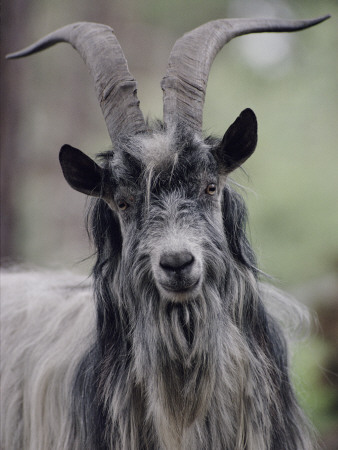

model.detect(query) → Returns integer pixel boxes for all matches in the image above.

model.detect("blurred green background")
[1,0,337,447]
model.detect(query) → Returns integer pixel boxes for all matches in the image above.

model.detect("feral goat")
[1,15,330,450]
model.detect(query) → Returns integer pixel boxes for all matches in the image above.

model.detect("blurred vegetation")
[2,0,337,446]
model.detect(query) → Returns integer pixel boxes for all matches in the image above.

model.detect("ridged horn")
[161,15,330,134]
[6,22,147,140]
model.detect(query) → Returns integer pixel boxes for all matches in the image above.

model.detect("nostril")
[160,251,195,273]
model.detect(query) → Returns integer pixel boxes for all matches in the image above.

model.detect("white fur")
[0,269,95,450]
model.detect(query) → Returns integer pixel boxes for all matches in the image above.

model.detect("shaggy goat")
[1,16,330,450]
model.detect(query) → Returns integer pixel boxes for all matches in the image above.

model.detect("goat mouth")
[159,278,200,297]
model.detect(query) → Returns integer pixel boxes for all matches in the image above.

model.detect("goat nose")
[160,251,195,274]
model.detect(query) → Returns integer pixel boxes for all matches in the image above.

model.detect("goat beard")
[131,281,226,448]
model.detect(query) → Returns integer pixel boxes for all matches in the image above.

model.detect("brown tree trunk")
[1,0,32,261]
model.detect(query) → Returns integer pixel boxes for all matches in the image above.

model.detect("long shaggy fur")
[1,128,315,449]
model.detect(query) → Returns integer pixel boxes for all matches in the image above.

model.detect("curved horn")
[7,22,147,140]
[161,15,330,134]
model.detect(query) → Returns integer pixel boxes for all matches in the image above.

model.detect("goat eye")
[118,201,129,211]
[206,183,217,195]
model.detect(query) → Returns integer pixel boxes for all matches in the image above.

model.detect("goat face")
[60,109,257,304]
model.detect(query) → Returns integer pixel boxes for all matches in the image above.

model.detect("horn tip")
[6,49,32,60]
[6,52,18,60]
[303,14,331,30]
[315,14,331,23]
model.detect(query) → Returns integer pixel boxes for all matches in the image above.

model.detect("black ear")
[59,144,106,197]
[214,108,258,173]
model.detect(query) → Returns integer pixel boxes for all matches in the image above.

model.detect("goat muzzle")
[158,250,202,299]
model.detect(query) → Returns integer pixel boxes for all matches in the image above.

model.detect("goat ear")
[214,108,258,173]
[59,144,106,197]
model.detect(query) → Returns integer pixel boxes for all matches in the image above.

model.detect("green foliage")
[292,338,338,433]
[134,0,231,33]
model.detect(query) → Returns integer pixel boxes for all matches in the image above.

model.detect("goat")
[1,15,330,450]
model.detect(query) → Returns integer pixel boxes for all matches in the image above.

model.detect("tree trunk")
[1,0,32,261]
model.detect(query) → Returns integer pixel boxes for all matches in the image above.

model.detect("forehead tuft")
[104,129,216,188]
[137,132,174,170]
[134,129,212,172]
